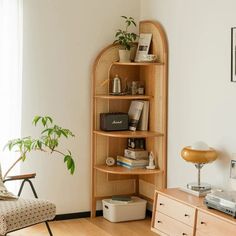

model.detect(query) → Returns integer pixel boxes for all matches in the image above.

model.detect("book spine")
[137,101,149,131]
[117,161,147,168]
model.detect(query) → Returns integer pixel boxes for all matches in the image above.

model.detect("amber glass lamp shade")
[181,146,217,164]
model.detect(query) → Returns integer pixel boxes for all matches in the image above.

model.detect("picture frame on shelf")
[231,27,236,82]
[135,33,152,62]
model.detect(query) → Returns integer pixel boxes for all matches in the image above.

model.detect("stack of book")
[117,149,149,169]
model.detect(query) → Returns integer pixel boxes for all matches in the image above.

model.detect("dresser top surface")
[156,188,236,225]
[156,188,204,207]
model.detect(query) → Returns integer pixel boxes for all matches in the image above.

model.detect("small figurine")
[146,151,156,169]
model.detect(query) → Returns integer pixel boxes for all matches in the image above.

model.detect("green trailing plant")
[114,16,138,50]
[3,115,75,179]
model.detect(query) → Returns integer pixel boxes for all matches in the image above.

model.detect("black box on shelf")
[127,138,146,150]
[100,113,129,131]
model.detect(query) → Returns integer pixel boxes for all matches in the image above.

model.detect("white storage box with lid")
[102,196,147,222]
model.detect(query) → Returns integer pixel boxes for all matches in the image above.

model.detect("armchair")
[1,173,56,236]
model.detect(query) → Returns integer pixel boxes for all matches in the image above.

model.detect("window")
[0,0,23,191]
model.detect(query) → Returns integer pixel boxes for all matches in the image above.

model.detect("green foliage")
[4,115,75,175]
[114,16,138,50]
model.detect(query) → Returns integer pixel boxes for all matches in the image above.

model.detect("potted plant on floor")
[3,115,75,179]
[114,16,138,62]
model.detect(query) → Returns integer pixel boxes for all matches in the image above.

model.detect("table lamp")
[181,141,217,195]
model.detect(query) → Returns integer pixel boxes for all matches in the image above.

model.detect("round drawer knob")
[157,220,162,223]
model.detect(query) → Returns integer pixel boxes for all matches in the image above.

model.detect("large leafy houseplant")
[3,115,75,179]
[114,16,138,62]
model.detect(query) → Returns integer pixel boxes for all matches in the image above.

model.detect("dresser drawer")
[154,211,194,236]
[196,210,236,236]
[156,194,196,227]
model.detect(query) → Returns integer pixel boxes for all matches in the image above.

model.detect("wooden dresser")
[151,188,236,236]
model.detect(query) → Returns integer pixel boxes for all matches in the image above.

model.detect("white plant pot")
[118,49,131,62]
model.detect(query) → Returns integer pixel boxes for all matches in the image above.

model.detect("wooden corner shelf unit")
[91,20,168,217]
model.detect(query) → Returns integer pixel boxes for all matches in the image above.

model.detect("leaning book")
[137,100,149,131]
[128,100,144,131]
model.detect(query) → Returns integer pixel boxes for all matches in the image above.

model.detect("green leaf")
[64,155,70,163]
[41,128,53,135]
[45,116,53,124]
[115,31,122,37]
[32,116,41,126]
[60,130,68,138]
[67,157,73,169]
[131,21,136,27]
[30,140,37,150]
[37,140,42,149]
[70,162,75,175]
[42,117,46,127]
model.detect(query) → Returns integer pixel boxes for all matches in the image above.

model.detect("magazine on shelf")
[128,100,144,131]
[135,33,152,62]
[137,101,149,131]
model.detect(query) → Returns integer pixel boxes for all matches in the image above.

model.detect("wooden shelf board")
[112,61,164,66]
[94,165,161,175]
[94,95,153,100]
[93,130,164,138]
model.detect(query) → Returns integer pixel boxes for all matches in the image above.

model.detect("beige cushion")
[0,198,56,235]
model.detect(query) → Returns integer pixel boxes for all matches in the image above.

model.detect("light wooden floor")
[8,217,157,236]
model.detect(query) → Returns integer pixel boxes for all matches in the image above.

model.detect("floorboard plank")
[8,217,157,236]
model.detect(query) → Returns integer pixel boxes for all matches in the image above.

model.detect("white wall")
[21,0,140,214]
[141,0,236,190]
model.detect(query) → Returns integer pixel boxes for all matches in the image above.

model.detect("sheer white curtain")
[0,0,23,184]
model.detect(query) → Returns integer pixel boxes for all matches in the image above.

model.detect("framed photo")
[135,33,152,62]
[231,27,236,82]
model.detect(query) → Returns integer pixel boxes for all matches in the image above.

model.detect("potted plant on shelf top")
[114,16,138,62]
